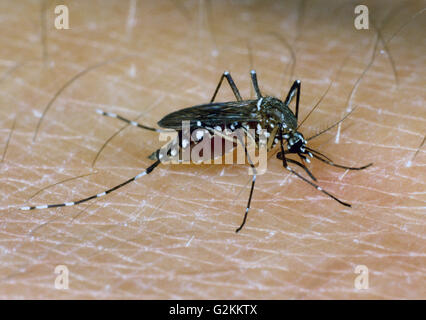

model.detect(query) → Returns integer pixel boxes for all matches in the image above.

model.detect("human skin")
[0,0,424,299]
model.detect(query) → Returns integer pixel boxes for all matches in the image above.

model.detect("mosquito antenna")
[296,78,333,130]
[297,48,353,130]
[280,147,332,164]
[306,106,357,141]
[304,33,380,142]
[304,146,332,162]
[307,147,372,170]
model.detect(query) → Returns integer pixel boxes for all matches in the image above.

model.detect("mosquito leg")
[284,80,301,121]
[285,164,351,207]
[250,70,262,99]
[278,128,349,206]
[235,131,257,233]
[20,159,161,210]
[276,151,316,181]
[95,109,160,132]
[306,107,357,141]
[286,158,317,181]
[210,71,243,102]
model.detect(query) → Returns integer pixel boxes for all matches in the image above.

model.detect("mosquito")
[21,70,372,232]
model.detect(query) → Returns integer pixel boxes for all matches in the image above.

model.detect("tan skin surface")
[0,0,425,299]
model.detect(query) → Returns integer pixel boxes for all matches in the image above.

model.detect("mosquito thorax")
[258,96,298,133]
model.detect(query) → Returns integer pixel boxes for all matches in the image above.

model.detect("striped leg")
[210,71,243,103]
[20,160,161,211]
[95,109,160,132]
[250,70,262,99]
[235,129,257,233]
[284,80,301,121]
[278,126,351,207]
[285,165,351,207]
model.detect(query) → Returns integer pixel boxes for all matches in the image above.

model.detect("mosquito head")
[276,130,313,162]
[286,131,308,155]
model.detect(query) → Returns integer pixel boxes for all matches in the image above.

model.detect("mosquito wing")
[157,100,260,130]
